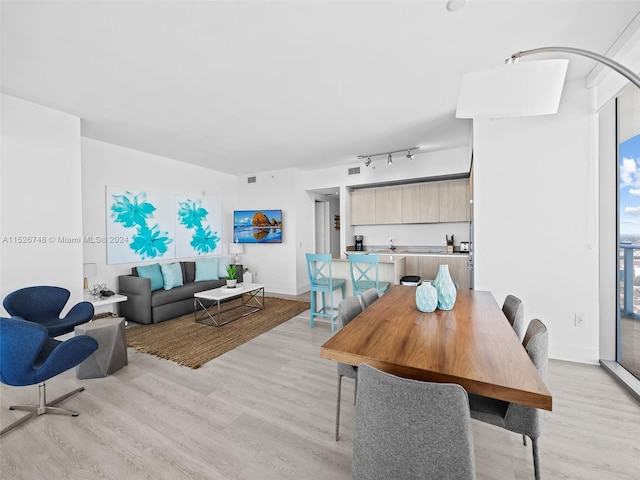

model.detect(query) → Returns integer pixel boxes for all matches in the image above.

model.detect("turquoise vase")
[433,264,457,310]
[415,281,438,313]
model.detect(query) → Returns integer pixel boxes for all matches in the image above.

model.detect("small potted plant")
[225,264,238,288]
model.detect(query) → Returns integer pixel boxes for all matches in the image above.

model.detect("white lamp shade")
[83,263,97,277]
[229,243,244,255]
[456,59,569,118]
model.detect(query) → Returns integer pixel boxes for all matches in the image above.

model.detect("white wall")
[81,138,238,292]
[473,80,600,364]
[305,146,471,192]
[0,95,84,315]
[234,168,309,295]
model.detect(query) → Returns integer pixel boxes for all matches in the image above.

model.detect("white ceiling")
[2,1,640,175]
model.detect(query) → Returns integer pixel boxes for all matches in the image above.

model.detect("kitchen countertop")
[333,254,405,263]
[345,246,469,257]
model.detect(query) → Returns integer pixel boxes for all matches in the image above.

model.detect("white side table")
[85,293,127,316]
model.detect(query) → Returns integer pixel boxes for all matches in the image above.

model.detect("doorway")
[310,188,341,256]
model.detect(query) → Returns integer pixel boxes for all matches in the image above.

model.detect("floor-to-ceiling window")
[617,86,640,381]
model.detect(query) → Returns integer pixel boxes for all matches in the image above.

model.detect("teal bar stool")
[349,254,390,296]
[306,253,346,331]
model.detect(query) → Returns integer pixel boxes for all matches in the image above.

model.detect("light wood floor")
[1,309,639,480]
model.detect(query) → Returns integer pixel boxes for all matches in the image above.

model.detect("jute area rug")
[126,297,310,369]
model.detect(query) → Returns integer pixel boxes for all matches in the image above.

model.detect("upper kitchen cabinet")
[419,182,440,223]
[375,186,402,224]
[350,178,470,225]
[438,179,469,222]
[401,184,421,223]
[351,188,376,225]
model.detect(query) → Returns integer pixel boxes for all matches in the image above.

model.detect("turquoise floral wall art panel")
[106,187,176,264]
[175,196,222,257]
[105,188,223,264]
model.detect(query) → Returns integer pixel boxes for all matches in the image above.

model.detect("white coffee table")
[194,283,265,327]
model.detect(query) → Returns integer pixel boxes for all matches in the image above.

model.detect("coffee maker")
[354,235,364,251]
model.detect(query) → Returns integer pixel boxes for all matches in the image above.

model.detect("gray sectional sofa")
[117,260,243,325]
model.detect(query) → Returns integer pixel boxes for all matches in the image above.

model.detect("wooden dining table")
[320,285,552,411]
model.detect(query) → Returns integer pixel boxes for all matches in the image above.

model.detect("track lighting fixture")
[357,146,420,167]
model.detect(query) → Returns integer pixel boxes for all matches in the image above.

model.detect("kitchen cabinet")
[405,256,420,276]
[439,179,469,222]
[350,178,470,226]
[401,185,421,223]
[351,188,376,225]
[419,182,440,223]
[418,255,468,289]
[375,186,402,224]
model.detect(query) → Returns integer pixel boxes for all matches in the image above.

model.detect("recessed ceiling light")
[446,0,468,12]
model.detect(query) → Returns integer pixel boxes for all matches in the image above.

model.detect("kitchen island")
[331,254,406,297]
[345,247,469,288]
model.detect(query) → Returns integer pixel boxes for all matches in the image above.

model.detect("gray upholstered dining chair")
[359,288,379,309]
[502,294,525,341]
[468,319,549,480]
[334,295,364,441]
[353,364,476,480]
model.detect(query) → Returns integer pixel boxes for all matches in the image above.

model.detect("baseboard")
[549,344,600,365]
[600,360,640,402]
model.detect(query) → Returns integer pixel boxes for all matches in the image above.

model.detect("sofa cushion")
[182,261,196,283]
[160,262,184,290]
[136,263,163,291]
[195,257,220,282]
[150,279,225,307]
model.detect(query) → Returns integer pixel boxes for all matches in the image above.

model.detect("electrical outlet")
[574,313,585,328]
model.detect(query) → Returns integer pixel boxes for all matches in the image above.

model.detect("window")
[617,86,640,381]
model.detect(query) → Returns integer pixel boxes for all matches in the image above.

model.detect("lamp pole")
[509,46,640,89]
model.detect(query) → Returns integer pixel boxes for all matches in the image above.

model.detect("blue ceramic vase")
[433,264,457,310]
[415,281,438,313]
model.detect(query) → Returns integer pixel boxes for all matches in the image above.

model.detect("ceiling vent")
[348,167,361,175]
[247,176,256,183]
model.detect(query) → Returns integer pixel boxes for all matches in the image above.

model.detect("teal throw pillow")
[160,262,184,290]
[195,257,219,282]
[137,263,163,291]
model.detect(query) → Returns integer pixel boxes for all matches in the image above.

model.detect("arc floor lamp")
[456,46,640,402]
[456,46,640,119]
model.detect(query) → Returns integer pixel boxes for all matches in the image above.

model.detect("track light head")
[357,146,419,166]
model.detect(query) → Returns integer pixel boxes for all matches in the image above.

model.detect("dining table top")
[320,285,552,411]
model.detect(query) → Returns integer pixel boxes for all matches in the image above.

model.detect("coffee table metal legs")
[194,287,265,327]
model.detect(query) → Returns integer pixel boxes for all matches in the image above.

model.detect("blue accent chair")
[306,253,346,332]
[0,316,99,437]
[349,254,390,296]
[3,286,94,337]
